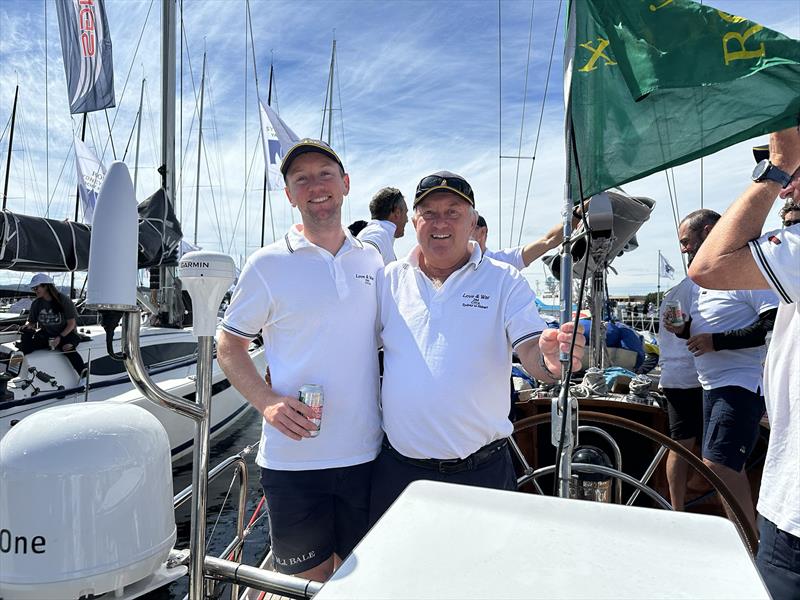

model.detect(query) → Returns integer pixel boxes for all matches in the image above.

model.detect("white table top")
[316,480,768,599]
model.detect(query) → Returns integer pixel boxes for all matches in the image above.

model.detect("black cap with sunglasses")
[414,171,475,208]
[280,138,344,178]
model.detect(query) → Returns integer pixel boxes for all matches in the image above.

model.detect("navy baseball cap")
[280,138,344,177]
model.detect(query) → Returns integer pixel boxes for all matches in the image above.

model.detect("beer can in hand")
[299,384,323,437]
[663,300,684,327]
[49,337,58,350]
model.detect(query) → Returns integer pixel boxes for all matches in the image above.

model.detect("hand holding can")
[299,384,323,437]
[663,300,684,327]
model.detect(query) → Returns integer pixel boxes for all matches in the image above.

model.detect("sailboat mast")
[158,0,179,325]
[2,84,19,209]
[70,113,88,299]
[321,37,336,145]
[133,78,146,197]
[194,52,206,246]
[261,63,275,248]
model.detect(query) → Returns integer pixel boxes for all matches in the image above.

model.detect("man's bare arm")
[520,201,588,267]
[217,330,316,440]
[690,127,800,290]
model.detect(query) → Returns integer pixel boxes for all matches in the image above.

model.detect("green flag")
[566,0,800,201]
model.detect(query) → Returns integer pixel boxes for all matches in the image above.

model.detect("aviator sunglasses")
[415,174,474,206]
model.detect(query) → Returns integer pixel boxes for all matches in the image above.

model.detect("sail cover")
[566,0,800,201]
[0,188,183,272]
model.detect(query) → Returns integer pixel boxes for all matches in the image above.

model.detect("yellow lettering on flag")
[717,10,748,25]
[722,24,766,65]
[648,0,673,12]
[578,38,617,72]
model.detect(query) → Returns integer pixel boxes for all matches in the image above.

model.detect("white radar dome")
[0,403,176,599]
[179,250,238,337]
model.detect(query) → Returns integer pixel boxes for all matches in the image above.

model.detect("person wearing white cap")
[19,273,86,375]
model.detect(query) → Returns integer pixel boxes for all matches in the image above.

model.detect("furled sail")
[0,187,183,272]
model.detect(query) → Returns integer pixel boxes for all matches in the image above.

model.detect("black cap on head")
[753,144,770,163]
[476,215,487,228]
[414,170,475,207]
[280,138,344,177]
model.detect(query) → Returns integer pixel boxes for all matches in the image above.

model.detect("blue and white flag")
[74,137,105,223]
[258,100,300,190]
[659,253,676,280]
[55,0,115,114]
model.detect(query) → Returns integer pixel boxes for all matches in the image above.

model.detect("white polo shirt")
[358,219,397,264]
[222,225,383,471]
[484,246,525,270]
[657,277,700,389]
[688,287,778,393]
[378,242,547,460]
[750,224,800,537]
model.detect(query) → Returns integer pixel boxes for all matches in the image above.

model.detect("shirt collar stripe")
[284,233,294,254]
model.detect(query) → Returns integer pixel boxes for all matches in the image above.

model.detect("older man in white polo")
[370,170,584,522]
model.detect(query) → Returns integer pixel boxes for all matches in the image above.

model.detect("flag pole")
[552,0,579,499]
[657,250,662,320]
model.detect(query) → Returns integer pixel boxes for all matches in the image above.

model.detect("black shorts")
[260,461,373,575]
[662,387,703,441]
[702,386,765,472]
[369,438,517,526]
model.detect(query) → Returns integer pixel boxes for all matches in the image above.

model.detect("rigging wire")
[334,48,350,224]
[225,136,263,256]
[508,0,537,247]
[45,0,49,206]
[497,0,502,249]
[97,0,155,167]
[516,0,563,246]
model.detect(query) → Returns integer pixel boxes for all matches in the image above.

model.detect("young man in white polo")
[690,127,800,599]
[217,139,382,582]
[357,186,408,264]
[370,170,585,522]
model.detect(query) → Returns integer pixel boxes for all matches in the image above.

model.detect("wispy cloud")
[1,0,797,294]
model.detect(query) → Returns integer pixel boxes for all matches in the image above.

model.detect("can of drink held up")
[663,300,684,327]
[299,384,323,437]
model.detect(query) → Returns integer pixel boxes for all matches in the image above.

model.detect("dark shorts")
[369,438,517,526]
[260,461,373,575]
[756,515,800,600]
[662,387,703,441]
[701,386,765,472]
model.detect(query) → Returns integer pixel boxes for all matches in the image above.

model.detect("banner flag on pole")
[566,0,800,201]
[74,137,106,223]
[659,253,676,280]
[55,0,116,114]
[258,100,300,190]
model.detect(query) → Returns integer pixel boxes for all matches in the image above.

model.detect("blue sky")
[0,0,798,295]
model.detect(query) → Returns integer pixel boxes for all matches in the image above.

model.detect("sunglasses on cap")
[414,174,474,207]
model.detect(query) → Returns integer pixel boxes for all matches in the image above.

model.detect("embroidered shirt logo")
[461,292,490,309]
[354,273,374,286]
[768,235,781,245]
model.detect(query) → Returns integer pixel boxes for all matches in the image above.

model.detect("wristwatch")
[752,159,792,187]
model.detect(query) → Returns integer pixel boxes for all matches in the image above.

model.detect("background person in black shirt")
[19,273,86,376]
